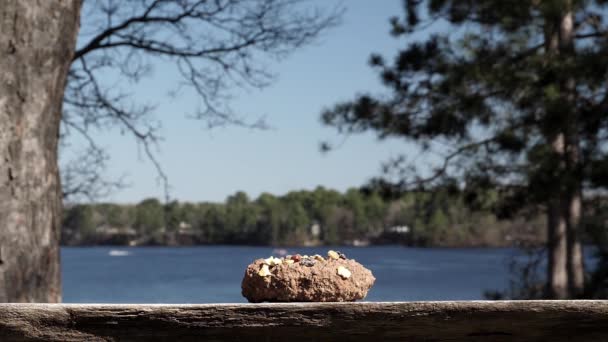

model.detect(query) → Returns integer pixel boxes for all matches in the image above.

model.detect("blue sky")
[69,0,425,203]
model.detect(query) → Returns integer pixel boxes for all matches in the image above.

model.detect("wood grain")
[0,301,607,341]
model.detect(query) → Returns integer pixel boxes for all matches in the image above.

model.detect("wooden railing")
[1,301,607,341]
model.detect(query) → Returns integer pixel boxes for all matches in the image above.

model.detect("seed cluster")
[257,250,351,279]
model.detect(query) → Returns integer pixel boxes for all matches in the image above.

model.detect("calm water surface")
[62,246,520,303]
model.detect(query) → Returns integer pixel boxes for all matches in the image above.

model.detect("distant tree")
[223,191,254,242]
[97,203,126,228]
[164,200,183,232]
[322,206,354,243]
[134,198,165,235]
[282,199,311,245]
[322,0,608,298]
[344,188,368,235]
[364,192,387,234]
[256,193,282,245]
[180,202,199,229]
[63,205,97,243]
[198,204,226,243]
[308,186,342,242]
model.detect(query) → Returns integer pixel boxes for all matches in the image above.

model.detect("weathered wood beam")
[0,301,607,341]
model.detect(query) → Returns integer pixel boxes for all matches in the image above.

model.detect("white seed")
[258,264,271,277]
[328,250,340,260]
[264,256,282,266]
[337,266,351,279]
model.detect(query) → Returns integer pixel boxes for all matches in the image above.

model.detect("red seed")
[291,254,302,262]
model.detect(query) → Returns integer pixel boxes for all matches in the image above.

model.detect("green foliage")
[321,0,608,215]
[61,187,545,247]
[320,0,608,298]
[134,198,165,235]
[63,204,96,242]
[164,200,182,232]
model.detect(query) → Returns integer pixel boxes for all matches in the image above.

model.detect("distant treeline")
[61,187,545,247]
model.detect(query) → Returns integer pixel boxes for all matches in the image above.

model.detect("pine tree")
[322,0,608,298]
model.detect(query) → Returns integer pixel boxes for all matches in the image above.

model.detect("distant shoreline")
[62,188,547,251]
[59,243,526,249]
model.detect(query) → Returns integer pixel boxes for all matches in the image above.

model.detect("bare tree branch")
[61,0,342,202]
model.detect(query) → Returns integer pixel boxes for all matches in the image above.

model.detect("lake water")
[61,246,525,303]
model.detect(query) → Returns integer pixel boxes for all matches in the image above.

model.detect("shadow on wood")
[0,301,607,341]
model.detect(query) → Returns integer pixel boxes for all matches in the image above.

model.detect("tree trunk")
[559,4,585,298]
[547,133,569,299]
[0,0,81,302]
[567,188,584,297]
[544,3,585,299]
[544,13,569,299]
[547,216,569,299]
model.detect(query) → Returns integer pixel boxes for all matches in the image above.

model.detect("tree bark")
[545,3,585,299]
[545,14,569,299]
[567,188,584,297]
[559,3,585,298]
[547,135,569,299]
[0,0,81,302]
